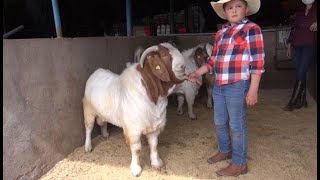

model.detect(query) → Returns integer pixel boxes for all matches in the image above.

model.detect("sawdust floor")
[41,89,317,180]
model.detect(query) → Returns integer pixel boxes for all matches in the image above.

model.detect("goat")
[82,42,186,177]
[193,42,215,108]
[170,46,205,120]
[133,43,210,120]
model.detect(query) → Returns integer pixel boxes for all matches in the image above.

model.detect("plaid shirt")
[206,18,265,85]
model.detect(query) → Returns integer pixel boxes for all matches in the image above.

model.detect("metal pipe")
[156,28,279,37]
[126,0,132,36]
[170,0,174,34]
[51,0,63,38]
[3,25,24,39]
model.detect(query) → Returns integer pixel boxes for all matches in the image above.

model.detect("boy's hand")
[246,90,258,106]
[187,65,209,83]
[187,72,199,83]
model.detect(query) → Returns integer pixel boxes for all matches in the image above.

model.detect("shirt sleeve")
[206,34,218,71]
[247,24,265,75]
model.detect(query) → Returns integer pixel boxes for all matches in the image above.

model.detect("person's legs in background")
[284,46,303,111]
[295,45,316,108]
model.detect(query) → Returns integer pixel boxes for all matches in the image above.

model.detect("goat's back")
[85,68,119,100]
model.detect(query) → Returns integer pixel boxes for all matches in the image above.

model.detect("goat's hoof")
[151,158,164,169]
[131,165,142,177]
[102,132,109,139]
[189,114,197,120]
[177,110,184,115]
[85,144,92,152]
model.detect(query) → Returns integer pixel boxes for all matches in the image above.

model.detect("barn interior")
[3,0,317,179]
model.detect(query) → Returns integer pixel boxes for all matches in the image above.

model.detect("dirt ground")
[41,89,317,180]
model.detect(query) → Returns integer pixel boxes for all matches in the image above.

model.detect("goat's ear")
[146,54,171,82]
[194,47,204,60]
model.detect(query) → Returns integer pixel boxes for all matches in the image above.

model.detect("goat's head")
[139,42,186,82]
[193,43,213,68]
[137,43,187,103]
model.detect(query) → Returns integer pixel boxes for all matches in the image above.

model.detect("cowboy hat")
[210,0,261,20]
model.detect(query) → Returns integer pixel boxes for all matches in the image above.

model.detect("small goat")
[193,42,215,108]
[82,43,186,177]
[170,46,204,120]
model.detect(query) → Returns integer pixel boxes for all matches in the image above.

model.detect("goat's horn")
[140,45,159,67]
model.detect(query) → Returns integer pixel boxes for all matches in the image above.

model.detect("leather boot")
[216,163,248,177]
[284,80,303,111]
[207,152,232,164]
[295,81,308,109]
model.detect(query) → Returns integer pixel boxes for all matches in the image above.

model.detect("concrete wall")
[3,31,317,179]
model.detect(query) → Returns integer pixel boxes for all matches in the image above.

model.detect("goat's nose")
[180,65,186,71]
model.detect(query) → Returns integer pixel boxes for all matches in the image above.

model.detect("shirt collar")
[222,17,249,29]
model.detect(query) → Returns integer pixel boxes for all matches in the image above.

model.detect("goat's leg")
[100,122,109,138]
[124,131,142,177]
[185,91,197,120]
[206,84,213,108]
[177,94,185,115]
[146,129,164,169]
[96,117,109,138]
[83,99,95,152]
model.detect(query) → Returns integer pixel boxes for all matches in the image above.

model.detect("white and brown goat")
[82,43,186,176]
[133,42,214,119]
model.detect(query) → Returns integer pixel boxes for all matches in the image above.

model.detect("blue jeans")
[292,45,316,81]
[213,80,250,165]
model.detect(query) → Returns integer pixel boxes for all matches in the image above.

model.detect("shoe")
[284,80,303,111]
[216,163,248,177]
[295,81,308,109]
[207,152,231,164]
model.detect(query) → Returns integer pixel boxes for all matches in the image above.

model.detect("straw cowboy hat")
[210,0,261,19]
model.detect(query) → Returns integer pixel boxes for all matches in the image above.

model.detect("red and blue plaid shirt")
[206,18,265,85]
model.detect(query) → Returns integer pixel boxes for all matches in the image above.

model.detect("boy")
[188,0,265,177]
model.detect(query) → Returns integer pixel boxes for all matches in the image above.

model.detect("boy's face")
[223,0,249,25]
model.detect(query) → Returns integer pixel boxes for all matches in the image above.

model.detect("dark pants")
[292,45,316,81]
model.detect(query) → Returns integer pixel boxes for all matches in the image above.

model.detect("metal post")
[126,0,132,36]
[51,0,63,38]
[3,25,24,39]
[170,0,174,34]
